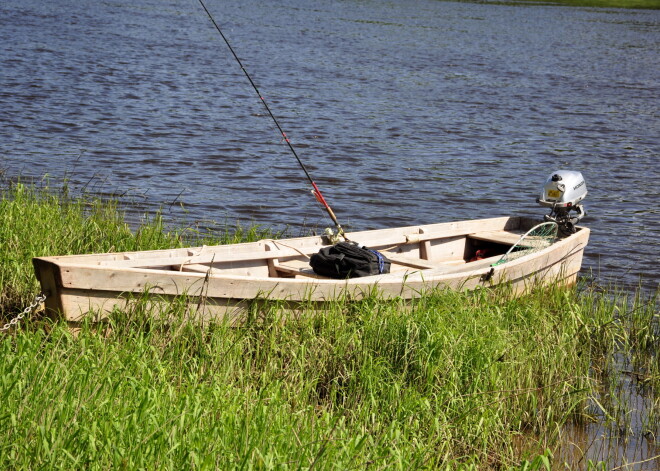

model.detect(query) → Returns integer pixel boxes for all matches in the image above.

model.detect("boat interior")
[261,228,524,279]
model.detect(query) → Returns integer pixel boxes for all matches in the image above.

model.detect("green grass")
[0,288,599,469]
[0,183,657,469]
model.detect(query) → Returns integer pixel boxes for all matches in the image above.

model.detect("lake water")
[1,0,659,465]
[1,0,658,290]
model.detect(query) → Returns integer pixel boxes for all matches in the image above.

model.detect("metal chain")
[1,293,47,333]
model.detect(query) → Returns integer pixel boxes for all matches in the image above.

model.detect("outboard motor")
[537,170,587,236]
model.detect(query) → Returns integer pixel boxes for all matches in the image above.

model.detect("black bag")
[309,242,391,279]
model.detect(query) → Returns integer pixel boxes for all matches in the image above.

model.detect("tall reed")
[1,285,611,470]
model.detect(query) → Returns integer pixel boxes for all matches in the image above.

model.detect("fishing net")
[491,222,558,267]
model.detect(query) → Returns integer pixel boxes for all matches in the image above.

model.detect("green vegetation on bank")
[462,0,660,10]
[524,0,659,9]
[1,183,658,470]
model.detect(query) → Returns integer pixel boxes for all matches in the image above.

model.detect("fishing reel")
[537,170,587,236]
[323,227,344,245]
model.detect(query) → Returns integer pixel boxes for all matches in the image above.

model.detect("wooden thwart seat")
[268,258,321,279]
[468,230,523,246]
[381,252,453,270]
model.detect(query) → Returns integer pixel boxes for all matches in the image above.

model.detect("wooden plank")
[36,239,320,269]
[265,242,281,278]
[418,228,431,260]
[32,258,64,318]
[179,263,214,274]
[269,257,322,279]
[95,246,305,269]
[382,253,445,270]
[428,236,466,262]
[468,230,523,245]
[57,288,250,323]
[274,265,324,279]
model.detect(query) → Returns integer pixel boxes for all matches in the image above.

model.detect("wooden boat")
[32,216,589,323]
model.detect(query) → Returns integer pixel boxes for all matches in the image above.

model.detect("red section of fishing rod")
[197,0,345,238]
[311,182,342,231]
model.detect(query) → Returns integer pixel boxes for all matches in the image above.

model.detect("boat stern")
[32,257,65,319]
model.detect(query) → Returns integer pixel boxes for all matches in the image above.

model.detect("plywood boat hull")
[33,216,590,323]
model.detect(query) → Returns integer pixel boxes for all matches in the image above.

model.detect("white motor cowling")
[537,170,587,235]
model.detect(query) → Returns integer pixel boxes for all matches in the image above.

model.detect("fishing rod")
[197,0,346,239]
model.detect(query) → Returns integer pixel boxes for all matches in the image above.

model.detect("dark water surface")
[1,0,659,465]
[1,0,658,290]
